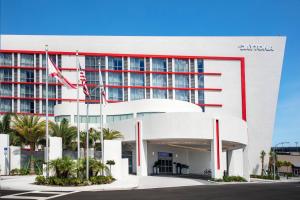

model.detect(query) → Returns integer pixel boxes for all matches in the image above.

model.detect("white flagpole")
[98,61,104,166]
[45,45,49,178]
[76,51,80,162]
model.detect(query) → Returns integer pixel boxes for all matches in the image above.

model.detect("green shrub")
[90,176,115,184]
[35,175,46,185]
[250,174,280,180]
[10,168,20,175]
[223,176,246,182]
[20,168,30,175]
[49,157,75,179]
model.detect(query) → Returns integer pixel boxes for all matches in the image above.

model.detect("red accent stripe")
[0,65,222,76]
[137,121,141,167]
[216,119,220,170]
[0,112,54,117]
[240,58,247,121]
[0,49,244,60]
[0,81,222,92]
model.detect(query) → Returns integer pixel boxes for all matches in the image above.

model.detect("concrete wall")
[0,134,9,175]
[9,146,21,170]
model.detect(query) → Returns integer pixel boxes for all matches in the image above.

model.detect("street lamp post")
[273,142,289,180]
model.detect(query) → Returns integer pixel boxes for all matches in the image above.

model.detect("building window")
[108,88,123,101]
[74,115,100,123]
[174,59,189,72]
[175,75,189,88]
[130,73,144,86]
[86,72,99,84]
[0,84,12,96]
[88,87,100,101]
[152,59,167,72]
[130,58,144,71]
[137,112,164,118]
[42,100,55,114]
[175,90,189,102]
[42,85,56,98]
[152,89,167,99]
[197,59,204,73]
[108,57,122,70]
[0,69,12,81]
[0,99,12,112]
[55,115,71,123]
[152,74,167,87]
[130,88,144,100]
[20,85,34,97]
[20,70,34,82]
[20,54,34,67]
[108,72,122,85]
[0,53,12,66]
[42,54,57,67]
[85,56,105,69]
[106,114,133,123]
[42,70,56,83]
[20,100,34,113]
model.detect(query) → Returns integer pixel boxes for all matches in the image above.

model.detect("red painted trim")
[0,66,222,76]
[240,58,247,121]
[0,111,54,117]
[0,81,221,92]
[137,121,141,167]
[216,119,220,170]
[0,49,244,60]
[0,81,60,86]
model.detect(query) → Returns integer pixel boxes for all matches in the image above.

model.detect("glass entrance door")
[158,152,173,174]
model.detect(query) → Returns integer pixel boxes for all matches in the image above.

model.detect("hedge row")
[35,175,115,186]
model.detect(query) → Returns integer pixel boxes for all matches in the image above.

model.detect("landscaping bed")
[211,176,247,182]
[35,175,115,186]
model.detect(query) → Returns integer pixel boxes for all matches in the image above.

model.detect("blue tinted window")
[130,88,144,100]
[152,59,166,72]
[108,88,123,101]
[174,59,189,72]
[175,90,189,102]
[175,75,189,88]
[153,89,167,99]
[108,57,122,70]
[131,73,144,86]
[130,58,144,71]
[108,72,122,85]
[197,59,204,73]
[152,74,167,87]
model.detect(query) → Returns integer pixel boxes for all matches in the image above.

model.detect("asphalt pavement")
[1,182,300,200]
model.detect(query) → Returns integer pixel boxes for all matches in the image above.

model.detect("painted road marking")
[0,191,79,200]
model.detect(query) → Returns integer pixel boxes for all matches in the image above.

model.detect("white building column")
[211,119,223,179]
[49,137,62,160]
[135,120,148,176]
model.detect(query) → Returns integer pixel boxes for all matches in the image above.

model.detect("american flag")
[79,64,90,96]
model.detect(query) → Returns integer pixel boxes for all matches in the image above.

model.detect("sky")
[0,0,299,146]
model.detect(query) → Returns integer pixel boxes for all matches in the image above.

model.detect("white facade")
[0,35,286,179]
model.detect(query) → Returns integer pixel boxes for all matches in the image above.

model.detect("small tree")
[106,160,115,174]
[260,150,266,176]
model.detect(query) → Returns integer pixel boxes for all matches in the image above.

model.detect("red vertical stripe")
[240,58,247,121]
[137,121,141,167]
[216,119,220,170]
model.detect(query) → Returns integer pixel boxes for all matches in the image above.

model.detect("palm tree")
[49,118,77,150]
[260,150,266,176]
[0,113,23,146]
[11,115,45,174]
[103,128,123,140]
[78,128,100,155]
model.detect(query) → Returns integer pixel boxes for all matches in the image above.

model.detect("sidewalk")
[0,175,139,191]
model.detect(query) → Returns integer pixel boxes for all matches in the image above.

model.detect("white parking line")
[0,190,79,200]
